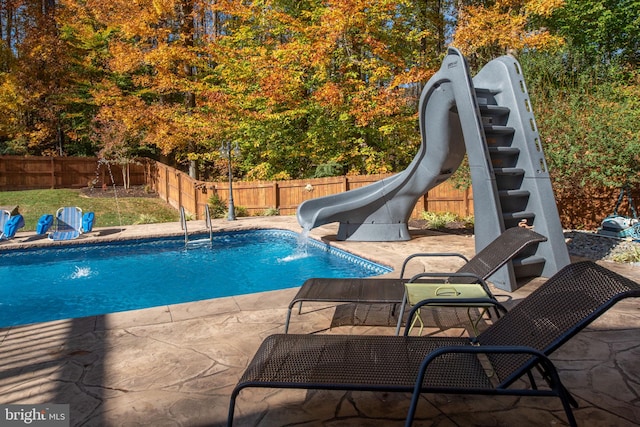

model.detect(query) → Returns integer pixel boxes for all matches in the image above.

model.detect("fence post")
[194,182,199,219]
[164,165,170,203]
[273,181,279,212]
[177,172,183,209]
[50,157,55,189]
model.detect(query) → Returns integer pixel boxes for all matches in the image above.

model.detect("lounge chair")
[48,206,91,241]
[284,226,547,334]
[228,261,640,427]
[0,209,25,240]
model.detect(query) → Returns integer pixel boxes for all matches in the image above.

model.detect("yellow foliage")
[454,0,565,60]
[313,83,344,109]
[526,0,565,17]
[108,42,143,73]
[151,0,174,18]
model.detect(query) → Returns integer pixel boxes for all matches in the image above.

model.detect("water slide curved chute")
[297,51,470,241]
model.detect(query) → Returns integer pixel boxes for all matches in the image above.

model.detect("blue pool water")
[0,229,390,327]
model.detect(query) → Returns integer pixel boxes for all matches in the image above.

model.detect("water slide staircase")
[297,48,569,291]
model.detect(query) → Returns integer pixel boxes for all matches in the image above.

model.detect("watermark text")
[0,405,69,427]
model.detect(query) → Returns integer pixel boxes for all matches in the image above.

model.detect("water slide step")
[479,105,511,126]
[483,125,514,135]
[489,146,520,168]
[498,189,530,197]
[502,211,536,228]
[494,167,525,176]
[494,168,525,190]
[479,105,510,114]
[489,146,520,154]
[474,88,500,105]
[484,126,515,146]
[512,256,546,278]
[499,190,530,212]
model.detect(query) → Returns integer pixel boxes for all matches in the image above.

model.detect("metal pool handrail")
[180,205,213,247]
[204,205,213,243]
[180,206,188,245]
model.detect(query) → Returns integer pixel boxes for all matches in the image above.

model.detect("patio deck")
[0,217,638,426]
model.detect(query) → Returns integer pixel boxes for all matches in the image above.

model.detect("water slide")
[297,47,571,290]
[297,48,478,241]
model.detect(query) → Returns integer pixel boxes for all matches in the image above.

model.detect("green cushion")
[405,282,493,307]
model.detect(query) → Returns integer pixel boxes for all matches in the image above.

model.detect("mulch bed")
[408,219,474,235]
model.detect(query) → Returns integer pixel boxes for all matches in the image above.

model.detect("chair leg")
[527,369,538,389]
[493,306,502,318]
[559,394,578,427]
[466,307,490,336]
[408,308,424,336]
[227,389,240,427]
[284,306,293,333]
[534,364,579,409]
[395,292,409,335]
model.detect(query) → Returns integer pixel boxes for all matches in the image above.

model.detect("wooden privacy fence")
[3,156,634,229]
[144,161,640,229]
[0,156,146,190]
[147,160,474,220]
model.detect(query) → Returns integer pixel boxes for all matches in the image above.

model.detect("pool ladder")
[180,205,213,247]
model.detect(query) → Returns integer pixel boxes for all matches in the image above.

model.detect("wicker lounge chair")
[228,261,640,427]
[284,226,547,334]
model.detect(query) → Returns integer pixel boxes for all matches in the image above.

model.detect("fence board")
[0,156,146,190]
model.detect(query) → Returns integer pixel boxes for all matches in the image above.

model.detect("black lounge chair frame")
[228,261,640,427]
[284,226,547,333]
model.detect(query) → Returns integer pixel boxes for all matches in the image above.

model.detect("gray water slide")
[297,48,570,290]
[297,48,476,241]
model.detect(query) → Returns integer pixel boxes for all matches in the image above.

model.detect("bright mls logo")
[0,405,69,427]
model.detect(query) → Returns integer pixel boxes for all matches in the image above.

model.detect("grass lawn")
[0,188,180,231]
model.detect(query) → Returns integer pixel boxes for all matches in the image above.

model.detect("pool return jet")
[296,48,569,291]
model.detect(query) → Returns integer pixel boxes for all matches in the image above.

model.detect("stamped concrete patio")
[0,216,639,426]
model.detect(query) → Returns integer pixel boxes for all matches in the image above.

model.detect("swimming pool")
[0,229,390,328]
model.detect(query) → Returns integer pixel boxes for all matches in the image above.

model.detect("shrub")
[421,211,473,230]
[208,194,227,219]
[233,205,249,217]
[263,207,279,216]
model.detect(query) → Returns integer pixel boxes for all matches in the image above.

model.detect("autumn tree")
[0,0,95,155]
[5,0,567,183]
[453,0,565,67]
[518,0,640,193]
[205,0,445,180]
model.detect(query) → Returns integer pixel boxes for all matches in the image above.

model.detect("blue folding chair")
[0,209,25,240]
[48,207,85,241]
